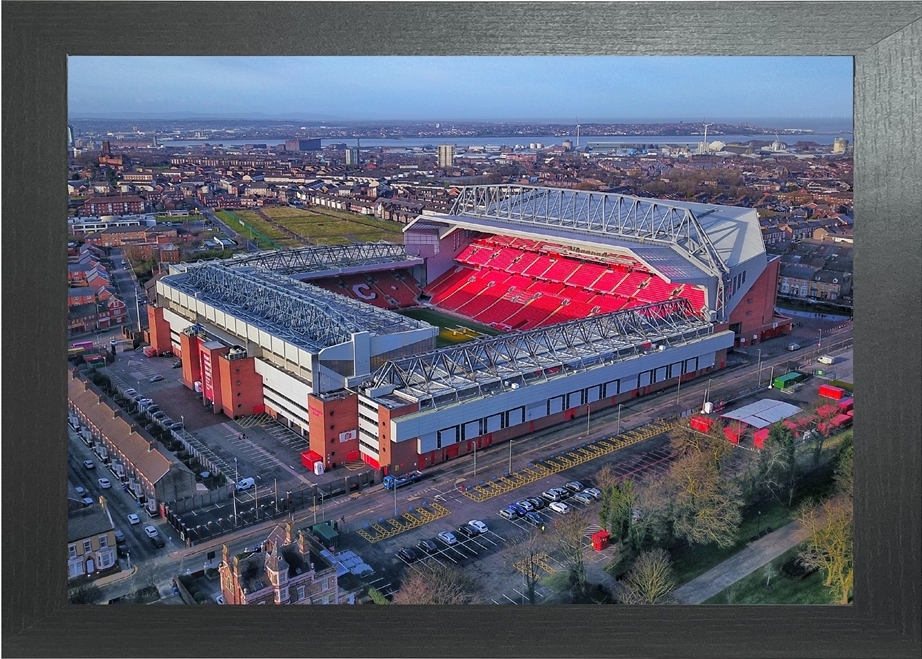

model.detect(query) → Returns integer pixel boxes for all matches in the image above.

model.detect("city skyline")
[68,56,853,123]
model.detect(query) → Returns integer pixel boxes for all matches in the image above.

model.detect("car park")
[572,492,594,505]
[515,500,535,512]
[583,487,602,500]
[499,507,519,520]
[549,501,570,514]
[127,513,140,525]
[396,547,418,563]
[524,512,545,528]
[564,480,585,492]
[114,530,126,544]
[98,477,111,489]
[541,489,562,502]
[144,525,159,538]
[457,524,480,538]
[83,460,95,470]
[526,496,547,510]
[437,531,458,546]
[236,477,255,491]
[416,539,439,554]
[150,375,164,383]
[468,520,489,534]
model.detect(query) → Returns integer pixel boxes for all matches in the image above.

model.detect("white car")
[98,477,111,489]
[583,487,603,500]
[437,531,458,546]
[549,501,570,514]
[74,486,86,496]
[235,477,255,491]
[468,520,489,534]
[144,525,159,538]
[127,513,141,525]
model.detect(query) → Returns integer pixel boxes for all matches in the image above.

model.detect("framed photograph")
[3,2,919,657]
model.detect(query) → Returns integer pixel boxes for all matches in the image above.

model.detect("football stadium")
[148,184,791,475]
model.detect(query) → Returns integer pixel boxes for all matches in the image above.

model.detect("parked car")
[549,501,571,514]
[583,487,602,500]
[552,487,572,499]
[524,512,545,528]
[499,507,519,520]
[468,520,489,534]
[150,535,165,549]
[573,492,594,505]
[117,545,130,559]
[114,530,126,544]
[564,481,585,492]
[416,539,439,554]
[235,477,255,491]
[151,411,166,420]
[74,486,86,496]
[81,497,95,506]
[127,513,140,525]
[172,360,182,369]
[159,417,174,428]
[541,489,562,502]
[396,547,418,563]
[457,524,479,538]
[437,531,458,546]
[787,342,802,351]
[124,388,137,397]
[817,355,835,365]
[515,500,535,512]
[98,477,111,489]
[526,496,547,510]
[144,525,159,538]
[508,502,528,517]
[83,460,95,470]
[150,375,164,383]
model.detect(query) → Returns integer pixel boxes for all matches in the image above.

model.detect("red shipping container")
[837,398,854,413]
[830,414,853,428]
[818,384,846,400]
[690,416,715,433]
[724,426,741,444]
[300,450,323,470]
[753,428,770,450]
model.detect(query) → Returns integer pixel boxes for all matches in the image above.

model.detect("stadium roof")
[162,262,431,352]
[226,243,422,276]
[367,299,714,409]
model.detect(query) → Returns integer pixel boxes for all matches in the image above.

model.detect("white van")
[817,355,835,365]
[235,477,255,491]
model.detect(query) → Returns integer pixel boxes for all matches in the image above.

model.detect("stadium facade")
[148,185,790,475]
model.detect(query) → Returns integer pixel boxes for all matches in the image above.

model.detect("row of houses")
[67,244,127,336]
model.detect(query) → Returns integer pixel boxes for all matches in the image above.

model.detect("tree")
[366,586,389,605]
[391,563,480,605]
[599,480,635,547]
[549,508,592,598]
[833,433,853,499]
[751,423,799,506]
[507,529,548,605]
[664,450,744,549]
[617,548,676,605]
[68,582,103,605]
[797,494,853,604]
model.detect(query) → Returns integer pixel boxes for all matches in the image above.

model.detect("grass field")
[703,545,835,604]
[216,210,293,248]
[261,206,405,245]
[398,307,502,348]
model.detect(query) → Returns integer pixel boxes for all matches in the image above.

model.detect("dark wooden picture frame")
[3,2,920,657]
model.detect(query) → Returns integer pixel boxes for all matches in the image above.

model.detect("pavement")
[669,520,810,604]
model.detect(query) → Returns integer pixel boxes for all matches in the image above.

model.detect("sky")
[68,56,853,123]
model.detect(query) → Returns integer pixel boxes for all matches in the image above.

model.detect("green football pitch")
[398,307,502,348]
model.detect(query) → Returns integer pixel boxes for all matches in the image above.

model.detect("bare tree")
[392,563,481,605]
[507,529,548,605]
[549,508,592,598]
[797,494,854,604]
[664,450,743,549]
[68,582,103,605]
[617,548,676,605]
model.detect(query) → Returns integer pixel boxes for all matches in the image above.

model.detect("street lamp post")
[617,403,622,435]
[756,349,763,387]
[757,510,762,536]
[393,483,398,518]
[473,440,477,476]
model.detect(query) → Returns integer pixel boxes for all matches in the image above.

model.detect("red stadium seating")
[523,255,556,278]
[565,263,607,288]
[542,258,580,282]
[591,269,628,293]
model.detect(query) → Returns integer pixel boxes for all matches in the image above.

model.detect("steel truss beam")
[228,243,416,275]
[369,299,713,409]
[175,263,428,351]
[448,184,730,317]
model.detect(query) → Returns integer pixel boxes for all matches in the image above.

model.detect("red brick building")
[82,195,146,216]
